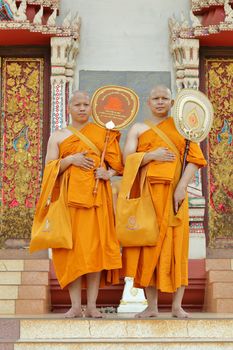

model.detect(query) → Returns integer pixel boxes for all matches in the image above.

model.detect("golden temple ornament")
[173,88,214,176]
[173,88,214,143]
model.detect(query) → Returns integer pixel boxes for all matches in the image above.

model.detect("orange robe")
[50,122,123,289]
[121,117,207,293]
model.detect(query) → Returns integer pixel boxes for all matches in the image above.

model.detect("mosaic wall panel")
[205,58,233,248]
[0,57,44,247]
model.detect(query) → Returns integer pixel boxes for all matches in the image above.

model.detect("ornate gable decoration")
[0,0,80,39]
[26,0,59,8]
[169,0,233,90]
[169,0,233,43]
[0,0,14,20]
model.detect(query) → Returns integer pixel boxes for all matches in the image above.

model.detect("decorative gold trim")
[27,0,59,8]
[192,0,233,13]
[0,1,80,40]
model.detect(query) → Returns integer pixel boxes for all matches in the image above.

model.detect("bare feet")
[64,307,83,318]
[135,306,158,318]
[172,307,190,318]
[85,307,105,318]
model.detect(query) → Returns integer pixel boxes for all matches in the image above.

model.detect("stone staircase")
[0,256,233,349]
[205,259,233,313]
[0,259,50,314]
[1,316,233,350]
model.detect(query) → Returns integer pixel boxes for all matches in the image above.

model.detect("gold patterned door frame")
[205,57,233,249]
[0,57,44,248]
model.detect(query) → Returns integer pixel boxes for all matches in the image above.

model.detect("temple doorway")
[200,48,233,254]
[0,47,50,249]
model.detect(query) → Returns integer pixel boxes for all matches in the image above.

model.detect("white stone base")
[189,233,206,259]
[117,277,147,313]
[117,302,147,313]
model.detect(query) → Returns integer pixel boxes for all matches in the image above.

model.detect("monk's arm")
[45,134,60,164]
[45,134,94,174]
[173,162,198,213]
[123,125,139,163]
[140,148,175,166]
[95,167,116,180]
[123,125,176,165]
[45,134,72,174]
[59,151,94,174]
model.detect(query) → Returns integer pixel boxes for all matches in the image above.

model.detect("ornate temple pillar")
[171,38,200,91]
[182,39,200,90]
[65,39,80,124]
[50,37,79,132]
[171,38,185,91]
[171,37,206,258]
[169,24,206,259]
[50,37,71,131]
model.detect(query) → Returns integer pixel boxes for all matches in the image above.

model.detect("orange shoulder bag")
[116,152,159,247]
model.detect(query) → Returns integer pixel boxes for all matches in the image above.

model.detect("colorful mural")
[205,58,233,247]
[0,57,44,247]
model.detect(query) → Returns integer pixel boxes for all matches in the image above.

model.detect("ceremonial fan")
[91,85,139,194]
[173,89,214,176]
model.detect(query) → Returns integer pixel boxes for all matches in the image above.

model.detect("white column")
[50,36,79,131]
[65,39,80,125]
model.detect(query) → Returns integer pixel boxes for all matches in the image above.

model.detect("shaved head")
[68,90,92,125]
[147,85,174,118]
[69,90,90,105]
[149,85,172,99]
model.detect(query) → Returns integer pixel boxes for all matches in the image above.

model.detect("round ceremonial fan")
[173,88,214,143]
[91,85,139,130]
[91,85,139,194]
[173,88,214,175]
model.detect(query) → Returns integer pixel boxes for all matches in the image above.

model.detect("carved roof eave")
[27,0,59,10]
[0,21,80,39]
[192,0,233,13]
[170,21,233,41]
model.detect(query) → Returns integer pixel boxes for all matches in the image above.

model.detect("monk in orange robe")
[43,91,123,318]
[121,85,207,318]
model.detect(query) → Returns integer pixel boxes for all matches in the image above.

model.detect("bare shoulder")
[48,128,72,145]
[128,122,150,137]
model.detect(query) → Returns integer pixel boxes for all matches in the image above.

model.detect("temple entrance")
[200,48,233,253]
[0,47,50,249]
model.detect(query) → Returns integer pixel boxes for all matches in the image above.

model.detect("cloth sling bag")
[30,127,101,253]
[116,152,159,247]
[30,162,73,253]
[67,125,101,156]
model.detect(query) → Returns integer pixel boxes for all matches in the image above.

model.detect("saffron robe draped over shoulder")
[44,122,123,289]
[121,117,207,293]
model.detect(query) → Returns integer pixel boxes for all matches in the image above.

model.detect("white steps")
[3,317,232,350]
